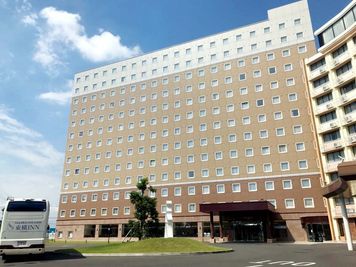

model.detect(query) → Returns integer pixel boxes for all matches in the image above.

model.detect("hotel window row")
[59,197,315,218]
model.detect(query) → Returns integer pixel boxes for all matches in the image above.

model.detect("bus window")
[6,201,47,212]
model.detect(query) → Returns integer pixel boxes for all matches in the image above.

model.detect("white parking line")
[246,260,316,266]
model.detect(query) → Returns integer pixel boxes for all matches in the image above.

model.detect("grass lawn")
[72,238,230,254]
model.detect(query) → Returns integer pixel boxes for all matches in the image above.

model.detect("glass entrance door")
[233,221,264,242]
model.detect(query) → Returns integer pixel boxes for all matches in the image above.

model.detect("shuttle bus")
[0,199,50,260]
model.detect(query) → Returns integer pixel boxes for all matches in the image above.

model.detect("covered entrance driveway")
[200,201,275,242]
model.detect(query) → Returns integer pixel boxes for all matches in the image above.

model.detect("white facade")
[73,0,313,97]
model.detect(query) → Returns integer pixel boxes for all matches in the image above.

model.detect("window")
[247,165,255,174]
[248,182,257,192]
[216,184,225,194]
[261,146,270,155]
[263,163,272,173]
[278,144,287,153]
[216,167,224,176]
[282,49,290,57]
[283,180,293,189]
[231,166,239,175]
[265,181,274,191]
[161,188,168,197]
[188,186,195,195]
[239,73,246,81]
[174,187,181,196]
[266,53,275,61]
[280,162,290,171]
[285,199,295,209]
[291,109,299,117]
[268,67,277,74]
[304,198,314,208]
[298,160,308,169]
[202,185,210,194]
[288,93,297,101]
[301,178,311,188]
[296,142,305,151]
[232,183,241,192]
[188,203,196,213]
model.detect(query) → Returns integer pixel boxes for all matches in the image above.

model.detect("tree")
[129,177,159,239]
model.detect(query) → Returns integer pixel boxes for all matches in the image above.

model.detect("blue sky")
[0,0,351,224]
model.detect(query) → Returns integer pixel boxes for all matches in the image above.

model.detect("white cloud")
[37,79,73,105]
[31,6,141,70]
[38,90,72,105]
[22,13,38,26]
[0,106,63,225]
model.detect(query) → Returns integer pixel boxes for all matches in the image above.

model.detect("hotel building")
[57,0,330,242]
[304,0,356,243]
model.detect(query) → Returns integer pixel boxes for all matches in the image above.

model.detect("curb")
[81,249,233,257]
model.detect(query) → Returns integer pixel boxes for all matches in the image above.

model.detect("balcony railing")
[334,69,355,87]
[318,119,339,133]
[309,66,327,80]
[343,112,356,125]
[326,160,342,172]
[315,102,335,115]
[311,83,332,98]
[333,205,356,217]
[321,140,344,153]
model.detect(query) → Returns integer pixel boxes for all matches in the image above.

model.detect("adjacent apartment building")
[57,0,330,242]
[304,0,356,241]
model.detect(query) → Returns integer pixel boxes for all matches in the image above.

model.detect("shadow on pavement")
[2,250,85,263]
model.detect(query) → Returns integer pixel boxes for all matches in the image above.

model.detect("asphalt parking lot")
[2,242,355,267]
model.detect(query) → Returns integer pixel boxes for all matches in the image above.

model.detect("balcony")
[315,102,335,115]
[317,120,339,133]
[309,66,327,81]
[331,52,350,69]
[348,134,356,146]
[311,83,332,98]
[333,205,356,217]
[338,89,356,105]
[321,140,344,153]
[326,160,342,173]
[343,112,356,125]
[334,69,355,87]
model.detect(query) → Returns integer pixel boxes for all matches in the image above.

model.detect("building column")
[209,212,214,239]
[266,212,273,242]
[197,221,203,239]
[95,224,100,239]
[339,194,354,251]
[219,212,223,238]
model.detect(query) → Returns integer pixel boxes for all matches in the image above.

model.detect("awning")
[322,178,348,198]
[200,201,275,213]
[337,160,356,181]
[300,216,329,224]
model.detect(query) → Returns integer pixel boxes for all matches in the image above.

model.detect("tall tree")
[129,177,159,239]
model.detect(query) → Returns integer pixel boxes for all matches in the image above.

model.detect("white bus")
[0,199,50,260]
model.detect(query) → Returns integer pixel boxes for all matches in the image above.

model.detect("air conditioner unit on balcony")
[351,136,356,143]
[319,68,325,74]
[342,95,348,102]
[333,142,341,148]
[330,122,337,128]
[334,60,340,66]
[337,78,343,83]
[326,103,333,109]
[345,116,353,123]
[323,85,329,91]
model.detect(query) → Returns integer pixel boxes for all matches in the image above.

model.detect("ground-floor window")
[174,222,198,237]
[202,222,220,237]
[99,224,118,238]
[84,224,96,238]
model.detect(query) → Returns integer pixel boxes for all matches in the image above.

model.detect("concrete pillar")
[218,212,223,238]
[209,212,214,239]
[339,194,354,251]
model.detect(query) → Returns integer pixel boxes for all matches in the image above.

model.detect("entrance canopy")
[337,160,356,181]
[200,201,275,214]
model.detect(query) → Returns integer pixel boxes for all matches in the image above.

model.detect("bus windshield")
[6,201,47,212]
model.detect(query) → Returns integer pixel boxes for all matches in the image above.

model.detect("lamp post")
[107,227,111,244]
